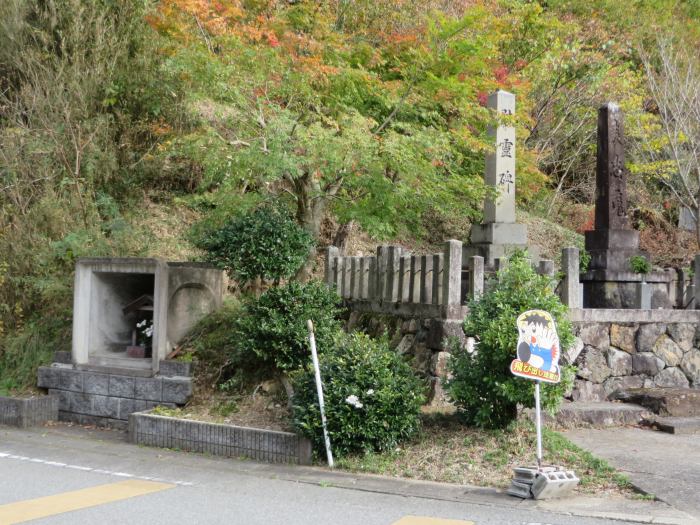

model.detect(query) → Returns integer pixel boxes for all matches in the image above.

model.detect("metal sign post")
[534,381,542,467]
[507,309,579,499]
[307,319,334,468]
[510,309,562,467]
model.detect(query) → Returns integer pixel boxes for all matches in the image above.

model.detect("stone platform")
[37,359,192,429]
[611,388,700,417]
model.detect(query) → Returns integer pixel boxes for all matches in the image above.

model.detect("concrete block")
[59,369,84,393]
[118,398,137,419]
[49,389,70,411]
[59,410,128,431]
[54,351,72,364]
[158,360,192,378]
[162,377,193,404]
[129,412,313,465]
[109,375,135,398]
[531,469,579,499]
[135,377,163,401]
[0,396,58,428]
[70,392,93,414]
[507,480,532,499]
[83,372,110,395]
[92,395,119,418]
[37,367,61,390]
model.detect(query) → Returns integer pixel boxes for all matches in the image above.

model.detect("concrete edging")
[569,308,700,323]
[128,411,313,465]
[0,395,58,428]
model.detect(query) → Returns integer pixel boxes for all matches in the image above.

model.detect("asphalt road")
[0,424,695,525]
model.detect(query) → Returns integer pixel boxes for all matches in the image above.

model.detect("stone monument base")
[581,270,673,309]
[584,229,640,272]
[465,222,539,268]
[470,222,528,245]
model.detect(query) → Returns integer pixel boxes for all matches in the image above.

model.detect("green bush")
[447,252,575,429]
[195,204,314,285]
[292,332,425,458]
[233,281,343,373]
[629,255,651,275]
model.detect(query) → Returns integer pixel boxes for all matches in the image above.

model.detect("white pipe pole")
[307,319,334,468]
[535,381,542,468]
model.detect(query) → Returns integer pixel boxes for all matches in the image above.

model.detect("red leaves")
[493,64,509,84]
[266,31,279,48]
[576,209,595,233]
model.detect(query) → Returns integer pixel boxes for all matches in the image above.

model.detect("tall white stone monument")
[465,90,529,267]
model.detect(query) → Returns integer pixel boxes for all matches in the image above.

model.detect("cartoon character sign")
[510,310,561,384]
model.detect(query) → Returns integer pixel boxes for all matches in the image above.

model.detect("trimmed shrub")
[447,252,575,429]
[233,281,343,373]
[292,332,425,458]
[196,204,314,285]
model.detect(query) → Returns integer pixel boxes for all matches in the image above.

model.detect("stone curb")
[0,395,58,428]
[266,467,697,525]
[129,411,313,465]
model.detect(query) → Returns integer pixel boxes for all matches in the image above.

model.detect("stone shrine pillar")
[464,90,532,268]
[581,103,672,308]
[584,103,640,271]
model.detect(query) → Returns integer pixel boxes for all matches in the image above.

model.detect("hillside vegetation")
[1,0,699,390]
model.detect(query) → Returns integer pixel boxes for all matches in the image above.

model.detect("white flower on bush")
[366,389,374,395]
[345,394,363,409]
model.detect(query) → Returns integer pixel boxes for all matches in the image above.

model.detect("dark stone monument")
[581,103,672,308]
[584,103,640,272]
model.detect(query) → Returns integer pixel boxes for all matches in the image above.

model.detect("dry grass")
[336,413,637,498]
[129,198,203,261]
[153,387,293,432]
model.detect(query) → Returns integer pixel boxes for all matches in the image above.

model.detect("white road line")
[0,451,194,486]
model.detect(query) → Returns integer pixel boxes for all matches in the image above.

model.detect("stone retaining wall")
[37,360,192,429]
[0,395,58,428]
[129,411,312,465]
[348,311,465,405]
[569,309,700,401]
[353,308,700,407]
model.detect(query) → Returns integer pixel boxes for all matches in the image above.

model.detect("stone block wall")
[348,311,466,405]
[37,360,192,429]
[569,309,700,401]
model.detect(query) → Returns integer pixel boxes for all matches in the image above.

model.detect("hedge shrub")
[447,252,575,429]
[292,332,425,458]
[233,281,343,373]
[196,204,314,285]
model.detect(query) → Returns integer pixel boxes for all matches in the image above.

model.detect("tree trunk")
[279,372,295,410]
[293,173,329,282]
[332,221,355,254]
[695,204,700,247]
